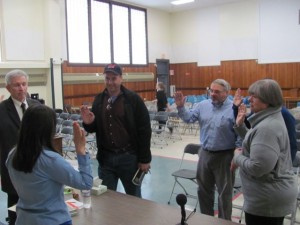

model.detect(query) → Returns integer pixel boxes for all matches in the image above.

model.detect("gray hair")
[5,69,29,85]
[157,82,165,91]
[248,79,283,107]
[211,79,231,92]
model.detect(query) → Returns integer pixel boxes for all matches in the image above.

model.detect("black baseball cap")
[103,63,122,76]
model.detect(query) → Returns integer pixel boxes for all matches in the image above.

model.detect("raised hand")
[174,91,186,108]
[236,103,247,126]
[80,105,95,125]
[233,88,243,107]
[73,121,86,155]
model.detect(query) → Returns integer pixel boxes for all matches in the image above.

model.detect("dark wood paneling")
[62,60,300,107]
[170,60,300,98]
[62,62,157,106]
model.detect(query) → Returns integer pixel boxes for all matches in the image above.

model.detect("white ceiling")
[119,0,247,12]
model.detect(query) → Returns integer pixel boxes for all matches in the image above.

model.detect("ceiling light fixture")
[171,0,195,5]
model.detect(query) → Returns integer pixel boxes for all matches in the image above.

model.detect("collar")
[211,97,229,107]
[11,97,28,107]
[248,107,281,128]
[104,89,123,100]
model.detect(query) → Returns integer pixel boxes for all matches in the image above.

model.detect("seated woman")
[6,104,93,225]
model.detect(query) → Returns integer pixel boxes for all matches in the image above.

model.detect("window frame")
[65,0,149,66]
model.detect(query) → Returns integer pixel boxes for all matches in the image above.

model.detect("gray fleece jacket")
[233,107,297,217]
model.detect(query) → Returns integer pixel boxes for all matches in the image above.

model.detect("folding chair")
[60,127,76,159]
[145,101,157,112]
[86,132,97,157]
[181,121,199,136]
[287,151,300,225]
[61,119,74,128]
[56,118,64,133]
[166,111,182,141]
[289,192,300,225]
[151,111,169,147]
[55,108,63,114]
[59,112,70,120]
[69,113,81,121]
[232,169,244,223]
[168,143,201,212]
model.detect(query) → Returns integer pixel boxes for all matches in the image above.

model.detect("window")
[66,0,148,65]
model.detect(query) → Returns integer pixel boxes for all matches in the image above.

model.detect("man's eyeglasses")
[210,89,225,94]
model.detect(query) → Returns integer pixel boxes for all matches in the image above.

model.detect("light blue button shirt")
[178,98,240,150]
[6,148,93,225]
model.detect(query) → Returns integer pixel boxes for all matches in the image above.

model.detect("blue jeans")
[98,151,141,197]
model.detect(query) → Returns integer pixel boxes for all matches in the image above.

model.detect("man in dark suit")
[0,69,40,225]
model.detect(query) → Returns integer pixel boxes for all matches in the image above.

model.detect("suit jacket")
[0,97,40,194]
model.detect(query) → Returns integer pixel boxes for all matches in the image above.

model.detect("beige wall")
[0,0,300,104]
[0,0,64,108]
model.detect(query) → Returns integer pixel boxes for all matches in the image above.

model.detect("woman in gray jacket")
[231,79,297,225]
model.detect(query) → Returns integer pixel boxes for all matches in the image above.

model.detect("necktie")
[21,103,26,114]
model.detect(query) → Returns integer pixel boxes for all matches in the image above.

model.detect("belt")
[203,148,233,153]
[103,145,134,154]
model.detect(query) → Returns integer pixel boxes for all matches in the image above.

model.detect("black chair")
[153,111,169,130]
[55,108,63,114]
[167,143,200,212]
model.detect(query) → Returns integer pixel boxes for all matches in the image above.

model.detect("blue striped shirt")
[178,98,240,151]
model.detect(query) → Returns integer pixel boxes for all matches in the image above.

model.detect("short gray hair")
[5,69,29,85]
[157,82,165,91]
[211,79,231,92]
[248,79,283,107]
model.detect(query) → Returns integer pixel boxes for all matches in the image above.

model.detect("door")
[156,59,170,97]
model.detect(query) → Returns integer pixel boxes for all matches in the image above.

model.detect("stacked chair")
[55,110,97,159]
[151,111,170,148]
[60,126,76,159]
[149,109,199,148]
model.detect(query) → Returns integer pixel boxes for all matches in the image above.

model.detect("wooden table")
[72,190,240,225]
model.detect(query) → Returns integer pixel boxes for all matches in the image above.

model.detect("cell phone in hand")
[132,168,146,186]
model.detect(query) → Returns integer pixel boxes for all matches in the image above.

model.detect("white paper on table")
[65,198,84,209]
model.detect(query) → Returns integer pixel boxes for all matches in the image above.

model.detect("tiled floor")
[0,129,299,224]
